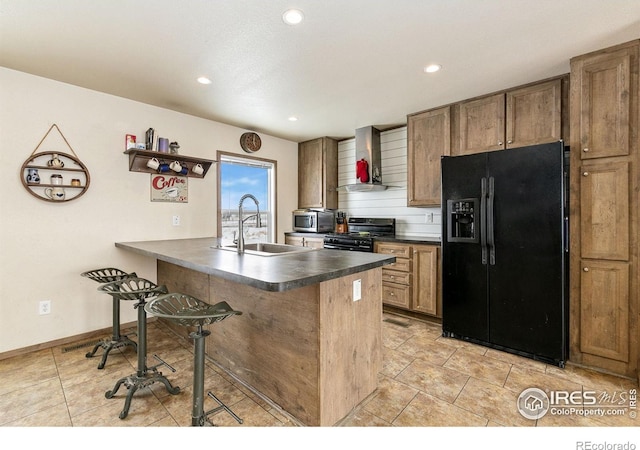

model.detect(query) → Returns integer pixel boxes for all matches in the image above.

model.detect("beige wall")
[0,67,298,353]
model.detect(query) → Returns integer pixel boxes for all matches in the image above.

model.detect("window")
[217,151,276,244]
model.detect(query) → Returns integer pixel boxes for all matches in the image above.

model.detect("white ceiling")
[1,0,639,143]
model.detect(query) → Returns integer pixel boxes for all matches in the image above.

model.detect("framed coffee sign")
[150,174,188,202]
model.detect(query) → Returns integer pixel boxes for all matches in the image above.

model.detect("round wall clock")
[240,132,262,153]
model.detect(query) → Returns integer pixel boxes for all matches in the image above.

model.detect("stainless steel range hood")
[338,126,389,192]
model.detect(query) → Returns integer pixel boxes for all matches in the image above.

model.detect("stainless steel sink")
[215,242,315,256]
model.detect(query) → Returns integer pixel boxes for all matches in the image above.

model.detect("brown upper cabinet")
[298,137,338,209]
[407,106,451,206]
[407,75,568,207]
[452,77,567,155]
[577,47,632,160]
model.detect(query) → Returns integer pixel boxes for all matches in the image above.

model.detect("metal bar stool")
[81,267,138,369]
[145,293,243,426]
[100,277,180,419]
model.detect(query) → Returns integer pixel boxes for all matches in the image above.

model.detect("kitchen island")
[115,237,395,426]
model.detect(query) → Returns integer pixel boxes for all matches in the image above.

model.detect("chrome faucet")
[237,194,262,254]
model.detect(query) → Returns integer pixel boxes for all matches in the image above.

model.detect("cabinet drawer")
[382,283,410,309]
[376,243,411,259]
[382,269,411,285]
[386,258,411,272]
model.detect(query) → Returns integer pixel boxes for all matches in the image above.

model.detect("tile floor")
[1,312,637,431]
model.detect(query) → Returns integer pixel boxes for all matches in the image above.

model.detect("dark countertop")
[285,231,441,245]
[376,235,441,245]
[115,237,396,292]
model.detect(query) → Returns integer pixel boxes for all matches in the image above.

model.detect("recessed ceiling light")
[197,76,212,84]
[424,64,442,73]
[282,9,304,25]
[288,116,298,122]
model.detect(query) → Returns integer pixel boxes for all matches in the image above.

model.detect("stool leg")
[86,296,137,370]
[136,301,147,376]
[85,341,104,359]
[106,298,180,420]
[191,328,210,426]
[197,326,243,426]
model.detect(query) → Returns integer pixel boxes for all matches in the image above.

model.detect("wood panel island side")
[115,237,395,426]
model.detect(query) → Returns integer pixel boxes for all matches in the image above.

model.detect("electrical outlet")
[172,215,180,226]
[39,300,51,315]
[353,279,362,301]
[425,212,433,223]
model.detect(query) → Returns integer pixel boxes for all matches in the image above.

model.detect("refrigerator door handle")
[488,176,496,265]
[480,177,488,265]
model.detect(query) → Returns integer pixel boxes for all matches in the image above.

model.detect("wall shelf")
[20,151,91,202]
[124,149,216,178]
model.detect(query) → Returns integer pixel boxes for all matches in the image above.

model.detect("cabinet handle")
[583,172,589,177]
[507,140,513,144]
[498,141,503,145]
[583,267,589,272]
[583,148,589,153]
[390,292,395,296]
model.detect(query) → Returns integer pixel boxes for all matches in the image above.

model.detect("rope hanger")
[30,123,79,158]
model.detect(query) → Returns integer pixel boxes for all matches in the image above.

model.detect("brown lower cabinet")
[284,235,325,249]
[375,241,441,319]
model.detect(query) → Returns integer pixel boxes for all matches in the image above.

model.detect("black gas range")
[323,218,395,252]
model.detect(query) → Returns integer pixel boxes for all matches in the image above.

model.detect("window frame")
[216,151,277,243]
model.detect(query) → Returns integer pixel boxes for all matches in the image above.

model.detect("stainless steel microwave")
[292,209,335,233]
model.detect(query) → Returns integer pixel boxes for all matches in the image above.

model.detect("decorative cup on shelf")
[47,153,64,168]
[158,163,170,173]
[27,168,40,184]
[192,163,204,175]
[170,161,182,173]
[146,157,160,170]
[71,179,81,187]
[50,174,63,185]
[180,166,188,176]
[158,137,169,153]
[169,141,180,154]
[45,187,66,201]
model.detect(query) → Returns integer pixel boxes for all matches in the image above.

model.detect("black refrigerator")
[441,141,568,367]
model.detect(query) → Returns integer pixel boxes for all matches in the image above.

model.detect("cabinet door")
[576,49,632,159]
[298,138,338,209]
[412,245,439,316]
[580,161,629,260]
[407,106,451,206]
[506,79,562,148]
[303,237,325,249]
[285,236,304,247]
[580,260,629,362]
[457,93,505,155]
[298,139,325,208]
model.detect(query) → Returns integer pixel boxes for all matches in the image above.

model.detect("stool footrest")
[203,391,243,426]
[149,354,176,373]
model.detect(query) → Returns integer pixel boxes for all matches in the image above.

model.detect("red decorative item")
[356,158,369,182]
